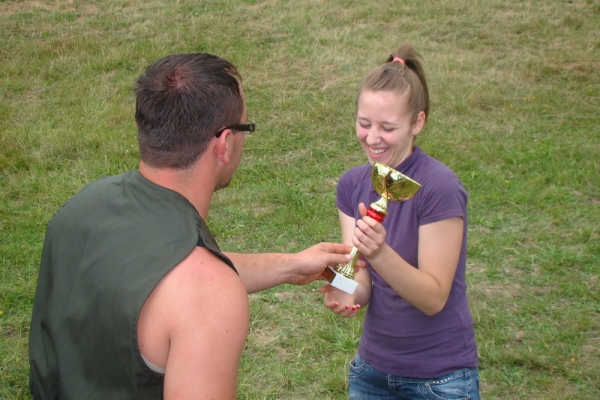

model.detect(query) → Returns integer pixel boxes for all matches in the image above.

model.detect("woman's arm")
[353,203,463,316]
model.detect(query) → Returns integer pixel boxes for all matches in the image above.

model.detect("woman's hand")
[320,284,361,318]
[353,203,388,259]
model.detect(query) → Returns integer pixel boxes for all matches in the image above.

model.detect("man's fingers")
[322,242,353,254]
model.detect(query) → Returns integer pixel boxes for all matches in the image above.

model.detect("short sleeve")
[417,170,467,226]
[336,171,356,217]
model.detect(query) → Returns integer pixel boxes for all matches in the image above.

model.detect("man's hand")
[225,243,365,293]
[287,242,354,286]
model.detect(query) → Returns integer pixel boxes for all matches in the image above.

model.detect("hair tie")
[393,57,405,65]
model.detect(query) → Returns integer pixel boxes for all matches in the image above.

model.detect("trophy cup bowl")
[322,162,421,294]
[367,162,423,222]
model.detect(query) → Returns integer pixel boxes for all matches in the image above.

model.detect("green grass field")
[1,0,599,398]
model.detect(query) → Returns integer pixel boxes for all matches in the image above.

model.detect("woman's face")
[356,90,424,168]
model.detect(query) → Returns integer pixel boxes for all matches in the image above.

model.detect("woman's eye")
[382,127,396,132]
[358,123,371,129]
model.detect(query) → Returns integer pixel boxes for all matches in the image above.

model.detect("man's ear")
[213,129,232,163]
[412,111,426,136]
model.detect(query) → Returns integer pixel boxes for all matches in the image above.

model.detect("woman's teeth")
[370,147,387,155]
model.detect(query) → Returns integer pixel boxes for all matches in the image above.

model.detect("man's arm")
[225,242,353,294]
[138,246,249,399]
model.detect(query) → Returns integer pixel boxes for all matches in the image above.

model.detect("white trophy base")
[323,266,358,294]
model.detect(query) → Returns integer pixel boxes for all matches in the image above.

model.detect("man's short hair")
[135,53,244,169]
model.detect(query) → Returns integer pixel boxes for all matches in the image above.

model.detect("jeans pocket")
[420,369,471,400]
[348,353,368,378]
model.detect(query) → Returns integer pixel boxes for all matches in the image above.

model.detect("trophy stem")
[335,246,361,279]
[367,197,388,222]
[334,196,390,279]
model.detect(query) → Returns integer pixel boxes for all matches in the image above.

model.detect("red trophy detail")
[322,162,422,294]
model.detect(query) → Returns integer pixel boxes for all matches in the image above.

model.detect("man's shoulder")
[138,246,248,379]
[148,245,248,340]
[141,246,247,330]
[52,172,134,213]
[175,246,243,284]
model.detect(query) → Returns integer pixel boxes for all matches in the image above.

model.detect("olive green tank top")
[29,171,236,399]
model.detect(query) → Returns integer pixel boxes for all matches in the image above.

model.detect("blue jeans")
[348,353,480,400]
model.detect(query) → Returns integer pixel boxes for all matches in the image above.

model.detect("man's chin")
[215,179,232,191]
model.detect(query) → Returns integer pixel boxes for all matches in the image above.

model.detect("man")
[29,53,352,399]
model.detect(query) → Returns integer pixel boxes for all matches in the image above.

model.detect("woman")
[321,43,480,399]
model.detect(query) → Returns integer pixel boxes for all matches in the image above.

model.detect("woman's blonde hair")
[358,43,429,125]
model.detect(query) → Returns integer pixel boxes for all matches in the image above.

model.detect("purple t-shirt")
[336,146,478,378]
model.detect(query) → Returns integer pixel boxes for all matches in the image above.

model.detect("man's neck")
[138,161,214,220]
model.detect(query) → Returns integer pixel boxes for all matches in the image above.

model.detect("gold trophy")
[322,162,422,294]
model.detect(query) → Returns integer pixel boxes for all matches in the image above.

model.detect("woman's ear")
[412,111,426,136]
